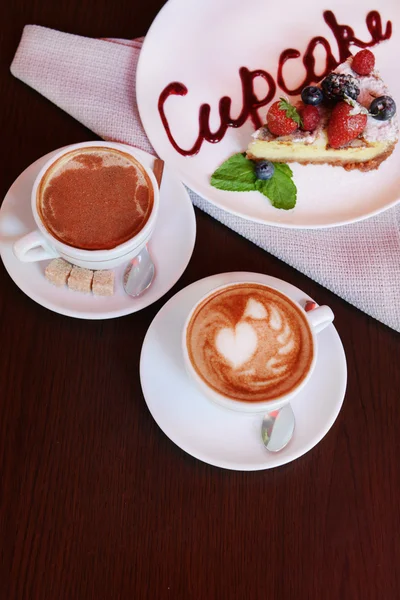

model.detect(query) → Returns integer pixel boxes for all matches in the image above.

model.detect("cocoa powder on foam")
[38,148,153,250]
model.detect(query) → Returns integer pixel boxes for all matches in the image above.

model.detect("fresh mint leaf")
[210,155,296,210]
[273,162,293,178]
[255,164,296,210]
[210,153,257,192]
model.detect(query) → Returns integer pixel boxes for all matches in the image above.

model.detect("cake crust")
[247,141,396,172]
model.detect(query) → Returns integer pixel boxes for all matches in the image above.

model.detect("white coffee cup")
[182,281,334,413]
[13,141,159,270]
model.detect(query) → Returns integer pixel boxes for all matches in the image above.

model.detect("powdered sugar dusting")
[328,58,398,143]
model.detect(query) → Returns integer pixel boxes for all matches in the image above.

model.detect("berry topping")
[299,105,320,132]
[321,73,360,102]
[301,86,324,106]
[255,160,275,180]
[351,49,375,76]
[328,101,367,149]
[369,95,396,121]
[267,98,301,136]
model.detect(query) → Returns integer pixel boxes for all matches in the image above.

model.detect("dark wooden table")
[1,1,399,599]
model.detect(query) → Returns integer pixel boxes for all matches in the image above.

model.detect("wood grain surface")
[0,1,399,599]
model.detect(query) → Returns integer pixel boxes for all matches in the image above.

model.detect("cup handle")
[306,305,334,334]
[13,230,59,262]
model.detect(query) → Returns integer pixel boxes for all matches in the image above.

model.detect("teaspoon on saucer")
[123,158,164,298]
[261,404,296,452]
[261,300,317,452]
[124,246,155,297]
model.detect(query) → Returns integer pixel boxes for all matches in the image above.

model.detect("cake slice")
[247,50,398,171]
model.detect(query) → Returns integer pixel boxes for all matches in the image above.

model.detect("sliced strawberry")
[267,98,301,136]
[352,49,375,76]
[299,105,320,132]
[328,102,367,149]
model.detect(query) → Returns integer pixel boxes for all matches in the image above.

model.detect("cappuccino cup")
[13,141,159,270]
[182,282,334,413]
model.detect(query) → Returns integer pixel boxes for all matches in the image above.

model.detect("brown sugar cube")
[68,266,93,293]
[45,258,72,287]
[92,270,115,297]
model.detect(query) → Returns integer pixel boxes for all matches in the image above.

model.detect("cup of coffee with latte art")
[183,282,334,413]
[13,142,159,270]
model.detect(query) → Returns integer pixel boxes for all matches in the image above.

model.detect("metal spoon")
[123,246,155,297]
[123,158,164,298]
[260,302,316,451]
[261,404,295,452]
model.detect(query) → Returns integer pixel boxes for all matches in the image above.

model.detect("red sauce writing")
[158,10,392,157]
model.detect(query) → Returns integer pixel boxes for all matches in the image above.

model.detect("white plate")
[140,272,347,470]
[0,144,196,319]
[137,0,400,228]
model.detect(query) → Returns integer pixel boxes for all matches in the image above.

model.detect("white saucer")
[0,144,196,319]
[140,272,347,470]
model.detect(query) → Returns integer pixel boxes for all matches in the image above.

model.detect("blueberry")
[255,160,275,180]
[369,96,396,121]
[301,86,324,106]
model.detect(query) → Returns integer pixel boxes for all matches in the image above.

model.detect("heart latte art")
[186,284,314,402]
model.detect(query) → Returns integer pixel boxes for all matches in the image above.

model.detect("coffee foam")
[37,147,154,250]
[186,284,314,403]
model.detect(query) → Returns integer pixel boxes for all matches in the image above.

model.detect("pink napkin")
[10,25,400,332]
